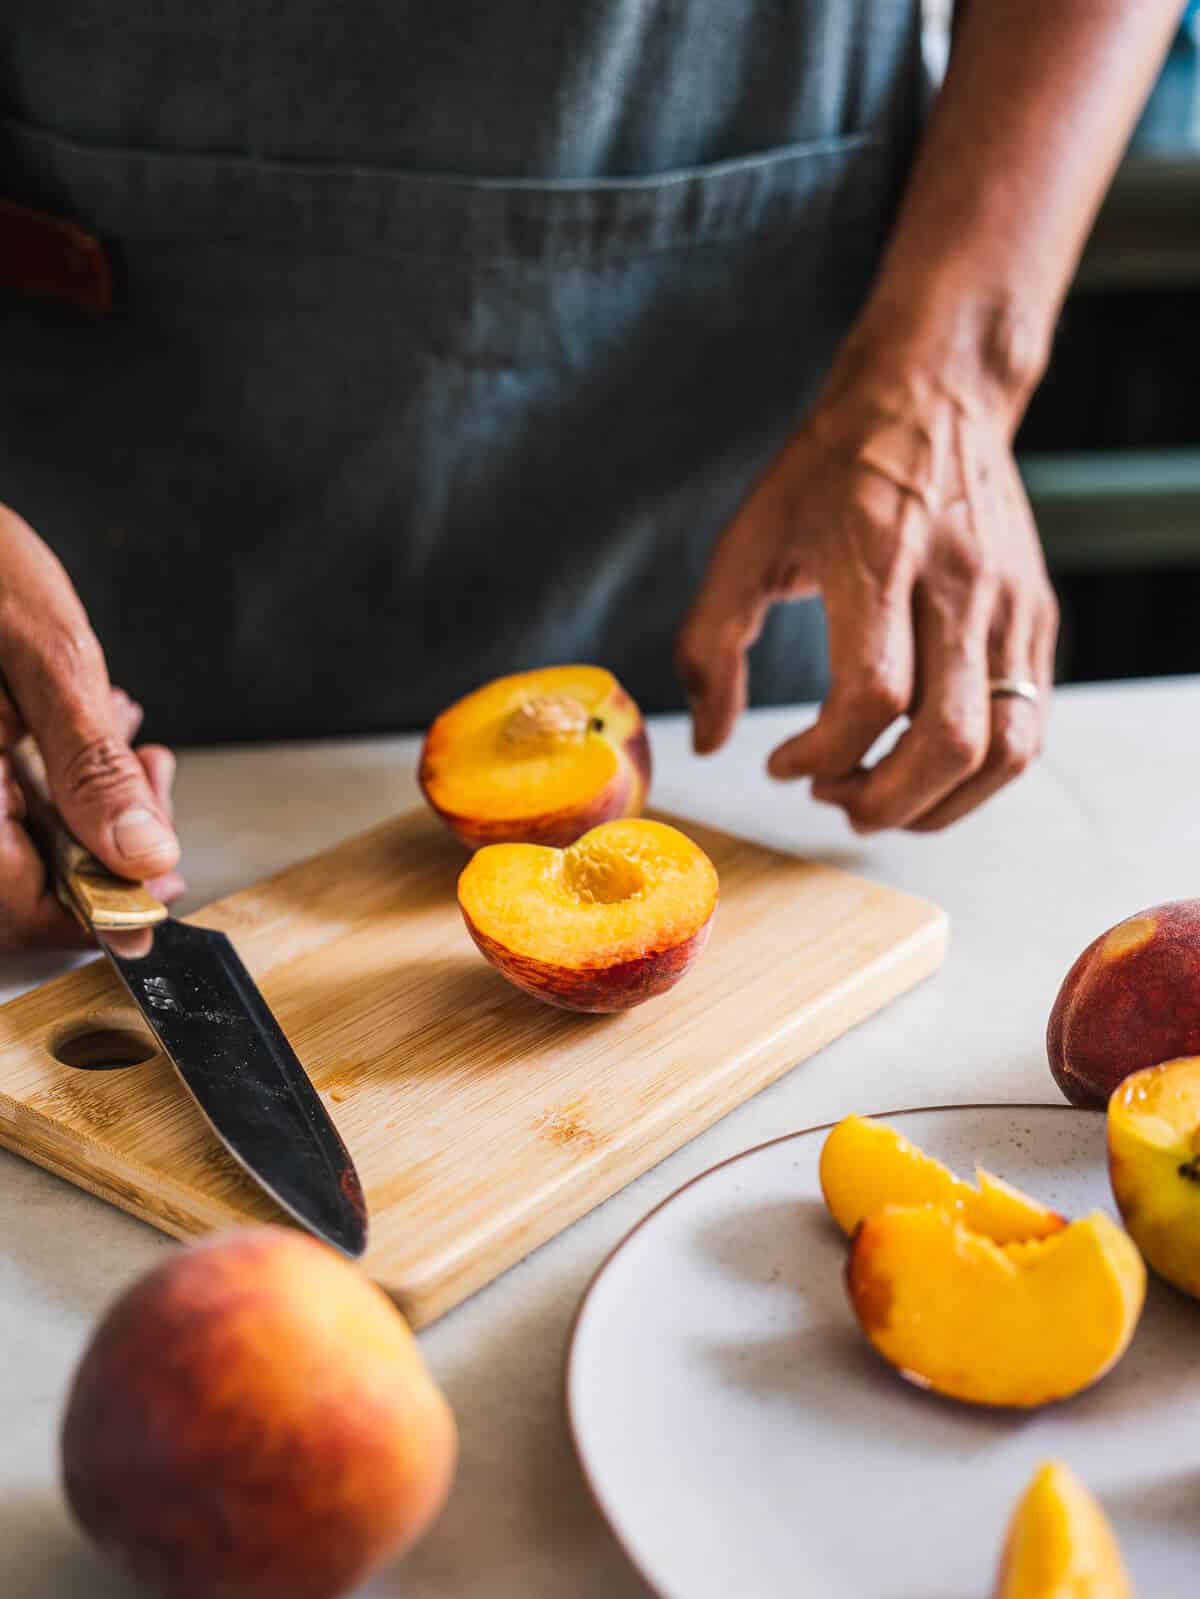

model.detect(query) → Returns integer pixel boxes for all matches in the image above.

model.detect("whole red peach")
[61,1228,456,1599]
[1048,900,1200,1107]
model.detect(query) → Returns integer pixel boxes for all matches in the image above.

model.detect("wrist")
[831,279,1054,437]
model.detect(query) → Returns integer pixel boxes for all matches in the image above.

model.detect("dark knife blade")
[11,732,368,1259]
[100,918,368,1258]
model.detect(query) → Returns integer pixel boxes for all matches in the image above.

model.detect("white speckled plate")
[566,1105,1200,1599]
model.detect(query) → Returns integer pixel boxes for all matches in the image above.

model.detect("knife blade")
[15,740,368,1259]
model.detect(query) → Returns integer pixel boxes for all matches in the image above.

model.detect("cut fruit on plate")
[819,1115,1065,1243]
[846,1205,1146,1408]
[1109,1054,1200,1299]
[993,1460,1132,1599]
[419,666,651,849]
[457,817,718,1012]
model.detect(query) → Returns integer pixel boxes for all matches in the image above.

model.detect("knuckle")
[842,790,888,832]
[849,669,907,724]
[932,710,988,773]
[37,616,104,686]
[936,530,990,592]
[61,733,140,809]
[992,718,1039,779]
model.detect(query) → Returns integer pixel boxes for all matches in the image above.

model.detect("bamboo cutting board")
[0,809,946,1326]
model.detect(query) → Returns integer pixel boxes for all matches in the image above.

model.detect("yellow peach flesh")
[1109,1055,1200,1297]
[459,819,716,969]
[819,1115,1064,1244]
[847,1206,1145,1409]
[994,1460,1132,1599]
[421,666,643,827]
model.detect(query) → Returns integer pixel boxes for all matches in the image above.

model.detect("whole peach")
[61,1228,456,1599]
[1048,900,1200,1107]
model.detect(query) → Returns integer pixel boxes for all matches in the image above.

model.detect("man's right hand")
[1,505,183,951]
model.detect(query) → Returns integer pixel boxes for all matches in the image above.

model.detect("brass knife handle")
[12,736,169,931]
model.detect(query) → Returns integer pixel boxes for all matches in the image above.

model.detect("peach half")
[1109,1054,1200,1298]
[457,817,718,1012]
[846,1206,1145,1408]
[994,1461,1132,1599]
[419,666,651,849]
[819,1115,1065,1243]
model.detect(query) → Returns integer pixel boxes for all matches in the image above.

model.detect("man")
[0,0,1183,950]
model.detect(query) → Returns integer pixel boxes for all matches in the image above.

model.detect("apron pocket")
[0,116,905,736]
[0,114,898,264]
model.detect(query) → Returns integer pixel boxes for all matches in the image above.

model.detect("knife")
[14,739,368,1259]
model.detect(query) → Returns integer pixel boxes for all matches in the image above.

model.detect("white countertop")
[1,677,1192,1598]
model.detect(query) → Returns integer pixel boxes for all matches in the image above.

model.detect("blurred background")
[928,2,1200,684]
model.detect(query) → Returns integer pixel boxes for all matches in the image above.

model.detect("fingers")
[767,471,919,783]
[110,687,145,746]
[136,744,177,819]
[904,459,1057,833]
[0,619,179,883]
[136,745,186,902]
[0,506,179,949]
[676,460,812,755]
[904,697,1039,832]
[767,568,915,782]
[676,552,769,756]
[906,583,1055,833]
[146,870,187,905]
[0,741,183,953]
[812,574,992,832]
[0,754,90,951]
[0,676,23,746]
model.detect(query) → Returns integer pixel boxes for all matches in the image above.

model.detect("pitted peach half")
[846,1206,1145,1409]
[820,1116,1065,1244]
[420,666,651,849]
[1109,1054,1200,1298]
[994,1461,1132,1599]
[457,818,718,1012]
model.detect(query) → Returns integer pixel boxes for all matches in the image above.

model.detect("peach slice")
[1048,899,1200,1108]
[457,817,718,1012]
[846,1206,1145,1408]
[819,1116,1065,1243]
[994,1461,1132,1599]
[420,666,651,849]
[1108,1054,1200,1298]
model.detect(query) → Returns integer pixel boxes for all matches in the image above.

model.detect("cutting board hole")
[50,1020,158,1071]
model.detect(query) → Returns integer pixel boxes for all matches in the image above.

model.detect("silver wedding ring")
[988,678,1040,706]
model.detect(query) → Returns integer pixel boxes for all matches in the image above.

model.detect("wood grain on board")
[0,810,946,1325]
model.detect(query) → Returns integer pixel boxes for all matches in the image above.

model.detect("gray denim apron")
[0,1,924,743]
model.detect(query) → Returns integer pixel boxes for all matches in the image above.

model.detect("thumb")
[36,712,180,882]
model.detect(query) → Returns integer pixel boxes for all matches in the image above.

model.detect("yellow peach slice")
[458,818,718,1011]
[994,1461,1132,1599]
[847,1206,1145,1408]
[420,666,651,849]
[820,1115,1065,1243]
[1108,1054,1200,1298]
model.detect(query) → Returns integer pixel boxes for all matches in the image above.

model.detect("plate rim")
[563,1098,1098,1599]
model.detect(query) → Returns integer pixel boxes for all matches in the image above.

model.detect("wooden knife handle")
[11,737,169,931]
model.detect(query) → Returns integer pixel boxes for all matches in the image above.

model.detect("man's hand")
[677,0,1181,834]
[0,506,183,950]
[676,359,1058,832]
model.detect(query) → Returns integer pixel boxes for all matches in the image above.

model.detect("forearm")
[843,0,1184,423]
